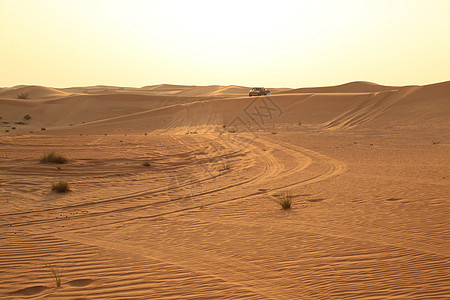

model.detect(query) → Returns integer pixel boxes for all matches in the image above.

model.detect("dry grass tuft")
[17,92,29,99]
[51,181,70,193]
[40,151,67,164]
[273,191,293,210]
[44,262,62,287]
[218,161,231,171]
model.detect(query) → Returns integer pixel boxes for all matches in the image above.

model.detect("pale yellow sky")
[1,0,449,88]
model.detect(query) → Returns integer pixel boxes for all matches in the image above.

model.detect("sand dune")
[0,81,449,299]
[282,81,402,94]
[0,85,69,100]
[2,81,447,134]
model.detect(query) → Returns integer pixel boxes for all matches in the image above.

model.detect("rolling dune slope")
[0,85,69,99]
[281,81,402,94]
[1,81,449,135]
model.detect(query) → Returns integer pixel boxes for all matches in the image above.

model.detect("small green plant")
[142,161,150,167]
[218,161,231,171]
[51,181,70,193]
[41,127,46,131]
[24,114,32,120]
[273,191,293,210]
[17,92,29,99]
[44,262,62,287]
[40,151,68,164]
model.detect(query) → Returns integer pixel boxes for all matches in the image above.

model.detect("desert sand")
[0,81,449,299]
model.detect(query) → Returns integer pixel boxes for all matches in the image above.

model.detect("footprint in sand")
[67,278,94,287]
[8,285,48,296]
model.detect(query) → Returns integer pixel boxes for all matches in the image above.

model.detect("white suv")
[249,87,271,97]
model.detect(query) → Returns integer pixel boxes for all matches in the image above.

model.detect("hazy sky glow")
[1,0,449,87]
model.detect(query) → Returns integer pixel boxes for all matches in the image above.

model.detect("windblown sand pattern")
[1,82,449,299]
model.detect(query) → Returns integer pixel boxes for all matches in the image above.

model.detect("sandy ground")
[0,82,449,299]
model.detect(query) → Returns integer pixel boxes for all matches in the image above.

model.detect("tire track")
[0,135,273,228]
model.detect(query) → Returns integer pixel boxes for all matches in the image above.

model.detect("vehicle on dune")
[249,87,271,96]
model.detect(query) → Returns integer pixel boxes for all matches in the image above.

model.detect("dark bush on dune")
[40,151,68,164]
[17,92,29,99]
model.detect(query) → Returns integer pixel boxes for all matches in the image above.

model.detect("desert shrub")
[40,151,67,164]
[273,191,293,210]
[17,92,29,99]
[11,127,16,130]
[24,114,32,120]
[51,181,70,193]
[142,161,151,167]
[41,127,46,131]
[5,129,9,132]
